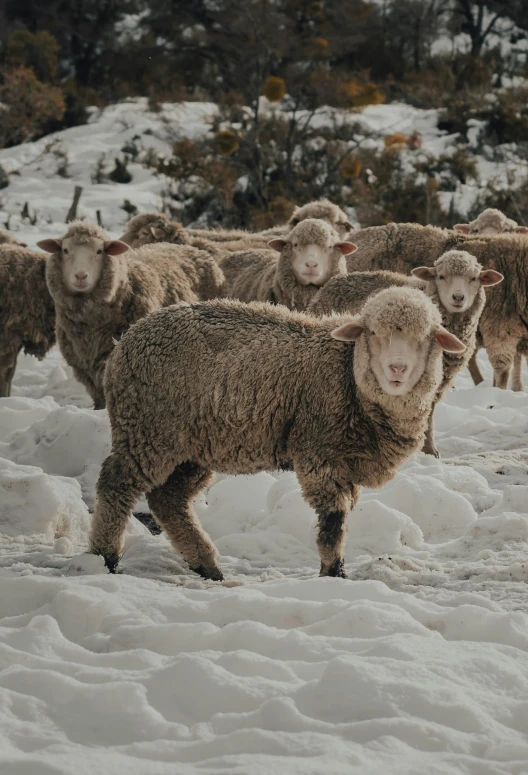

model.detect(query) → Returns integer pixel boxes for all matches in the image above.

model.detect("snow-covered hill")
[1,99,528,773]
[1,97,527,245]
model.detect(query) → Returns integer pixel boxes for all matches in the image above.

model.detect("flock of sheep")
[1,200,527,580]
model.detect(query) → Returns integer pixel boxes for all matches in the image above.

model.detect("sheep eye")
[293,242,298,247]
[63,248,69,255]
[396,326,402,332]
[97,249,103,255]
[438,275,445,280]
[470,277,477,282]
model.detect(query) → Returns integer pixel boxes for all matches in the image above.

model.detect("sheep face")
[269,218,356,287]
[412,255,503,314]
[331,287,466,397]
[38,235,129,294]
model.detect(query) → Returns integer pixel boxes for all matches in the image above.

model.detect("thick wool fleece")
[46,229,225,408]
[467,208,518,234]
[0,230,25,246]
[122,212,226,262]
[0,245,56,396]
[348,223,527,388]
[221,219,347,310]
[90,290,444,579]
[288,198,352,233]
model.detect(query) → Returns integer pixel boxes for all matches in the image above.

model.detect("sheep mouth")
[450,301,465,309]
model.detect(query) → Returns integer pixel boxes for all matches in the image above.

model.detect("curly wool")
[221,219,347,311]
[288,198,352,233]
[46,238,225,408]
[0,230,25,246]
[347,222,526,388]
[468,208,518,234]
[89,290,444,577]
[122,212,188,246]
[434,249,483,276]
[0,245,56,396]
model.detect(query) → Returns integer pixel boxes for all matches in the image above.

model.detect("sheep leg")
[467,351,484,385]
[0,355,17,397]
[146,462,223,581]
[511,351,524,392]
[296,469,357,578]
[421,408,439,458]
[90,452,145,572]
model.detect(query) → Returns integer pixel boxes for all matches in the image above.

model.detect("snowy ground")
[1,345,528,774]
[1,97,528,247]
[2,98,528,773]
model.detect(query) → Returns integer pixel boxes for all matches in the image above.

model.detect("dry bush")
[262,77,287,103]
[0,67,65,147]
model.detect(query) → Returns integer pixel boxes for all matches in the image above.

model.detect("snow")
[1,99,528,773]
[0,341,527,773]
[1,96,527,246]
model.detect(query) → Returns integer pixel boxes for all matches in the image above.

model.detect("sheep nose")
[75,271,88,280]
[389,363,407,377]
[305,260,319,268]
[452,293,465,303]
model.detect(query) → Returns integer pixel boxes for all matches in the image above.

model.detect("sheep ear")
[411,266,436,280]
[37,238,62,253]
[434,327,466,353]
[268,239,287,252]
[453,224,472,234]
[479,269,504,286]
[104,240,130,256]
[331,320,365,342]
[335,241,357,255]
[515,226,528,234]
[150,226,166,240]
[344,221,355,231]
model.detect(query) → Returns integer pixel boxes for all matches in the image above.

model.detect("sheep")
[0,244,56,396]
[347,222,528,390]
[188,198,354,243]
[37,221,225,409]
[453,208,528,237]
[220,219,357,311]
[119,212,226,261]
[89,288,465,579]
[452,210,528,391]
[0,229,27,247]
[309,250,503,456]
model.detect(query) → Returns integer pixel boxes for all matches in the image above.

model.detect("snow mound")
[0,457,89,541]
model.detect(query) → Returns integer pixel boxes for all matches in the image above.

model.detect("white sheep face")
[369,333,430,396]
[331,314,466,398]
[60,236,107,293]
[291,243,335,286]
[435,271,481,314]
[412,264,504,315]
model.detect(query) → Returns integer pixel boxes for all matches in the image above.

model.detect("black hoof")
[192,564,224,581]
[103,553,120,574]
[320,559,347,578]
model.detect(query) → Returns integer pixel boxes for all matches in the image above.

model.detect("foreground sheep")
[348,222,526,389]
[37,221,224,409]
[310,250,503,456]
[454,208,528,236]
[0,230,27,247]
[221,219,357,311]
[0,245,56,396]
[89,289,465,579]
